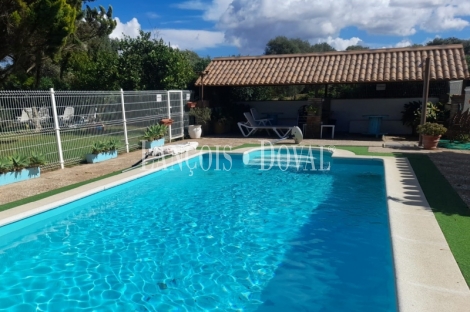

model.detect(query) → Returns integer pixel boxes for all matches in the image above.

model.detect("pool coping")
[0,147,469,311]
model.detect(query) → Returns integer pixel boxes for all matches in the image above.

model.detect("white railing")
[0,89,191,170]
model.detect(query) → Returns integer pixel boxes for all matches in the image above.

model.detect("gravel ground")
[0,137,469,209]
[428,150,470,208]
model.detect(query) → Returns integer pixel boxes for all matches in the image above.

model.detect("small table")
[320,125,335,139]
[363,115,388,137]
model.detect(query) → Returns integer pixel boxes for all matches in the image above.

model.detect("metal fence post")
[167,91,172,142]
[120,89,129,153]
[50,88,65,169]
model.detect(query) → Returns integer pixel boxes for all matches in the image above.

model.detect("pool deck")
[0,137,469,311]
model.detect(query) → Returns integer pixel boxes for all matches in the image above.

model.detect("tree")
[0,0,81,88]
[265,36,336,55]
[426,37,470,72]
[426,37,470,54]
[310,42,336,52]
[346,45,370,51]
[117,31,194,90]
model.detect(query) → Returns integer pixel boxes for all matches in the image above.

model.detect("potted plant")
[187,101,197,108]
[86,138,120,163]
[0,152,45,186]
[142,124,168,148]
[417,122,447,150]
[213,117,232,134]
[306,104,319,116]
[188,107,211,139]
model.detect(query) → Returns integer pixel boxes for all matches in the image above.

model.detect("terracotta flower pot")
[422,135,441,150]
[160,118,173,126]
[187,102,197,108]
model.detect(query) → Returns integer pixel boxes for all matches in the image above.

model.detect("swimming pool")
[0,148,397,311]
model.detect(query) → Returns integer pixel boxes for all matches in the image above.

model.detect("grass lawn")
[0,143,469,286]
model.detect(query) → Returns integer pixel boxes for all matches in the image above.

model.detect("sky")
[97,0,470,58]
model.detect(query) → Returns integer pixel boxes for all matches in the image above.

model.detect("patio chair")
[37,107,50,123]
[16,108,33,123]
[250,108,272,125]
[238,112,303,143]
[59,106,75,126]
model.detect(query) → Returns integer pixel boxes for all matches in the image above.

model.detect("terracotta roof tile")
[196,44,469,86]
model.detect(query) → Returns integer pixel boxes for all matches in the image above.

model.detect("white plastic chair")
[16,108,33,123]
[59,106,75,126]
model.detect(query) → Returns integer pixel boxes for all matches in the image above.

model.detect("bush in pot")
[142,124,168,148]
[0,152,45,186]
[188,107,211,138]
[417,122,447,150]
[86,138,120,163]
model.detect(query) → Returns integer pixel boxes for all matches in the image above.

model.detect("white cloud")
[110,18,141,39]
[174,0,206,10]
[156,29,230,50]
[395,39,413,48]
[323,37,363,51]
[200,0,470,54]
[146,12,160,19]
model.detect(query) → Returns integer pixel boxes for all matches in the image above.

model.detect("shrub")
[91,139,120,154]
[401,101,441,135]
[143,124,168,141]
[0,157,13,173]
[29,152,46,167]
[416,122,447,136]
[189,107,211,125]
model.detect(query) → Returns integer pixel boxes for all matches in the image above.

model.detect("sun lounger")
[126,142,199,171]
[238,112,303,143]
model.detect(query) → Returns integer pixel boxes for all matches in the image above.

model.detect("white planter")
[188,125,202,139]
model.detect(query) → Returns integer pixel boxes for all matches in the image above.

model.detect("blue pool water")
[0,148,396,311]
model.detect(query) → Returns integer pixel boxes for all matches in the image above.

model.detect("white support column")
[180,91,184,138]
[464,87,470,112]
[167,91,172,142]
[120,89,129,153]
[50,88,65,169]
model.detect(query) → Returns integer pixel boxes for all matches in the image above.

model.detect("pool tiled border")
[0,147,469,311]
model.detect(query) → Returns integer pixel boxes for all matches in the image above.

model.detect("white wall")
[331,97,438,135]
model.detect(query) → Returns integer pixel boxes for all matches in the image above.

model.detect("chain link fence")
[0,89,191,170]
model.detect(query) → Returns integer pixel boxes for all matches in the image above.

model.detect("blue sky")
[96,0,470,58]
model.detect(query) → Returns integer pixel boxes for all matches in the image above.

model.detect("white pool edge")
[0,147,469,311]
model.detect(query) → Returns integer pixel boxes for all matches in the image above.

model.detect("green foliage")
[117,31,194,90]
[0,157,13,173]
[401,101,442,135]
[417,122,447,136]
[143,124,168,141]
[90,138,120,154]
[346,45,370,51]
[265,36,336,55]
[9,154,30,171]
[29,151,46,167]
[305,104,319,115]
[106,138,120,151]
[189,107,211,125]
[455,133,470,143]
[230,86,274,101]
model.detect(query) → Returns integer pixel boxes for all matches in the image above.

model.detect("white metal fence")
[0,89,191,170]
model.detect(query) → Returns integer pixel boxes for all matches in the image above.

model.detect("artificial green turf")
[406,154,470,285]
